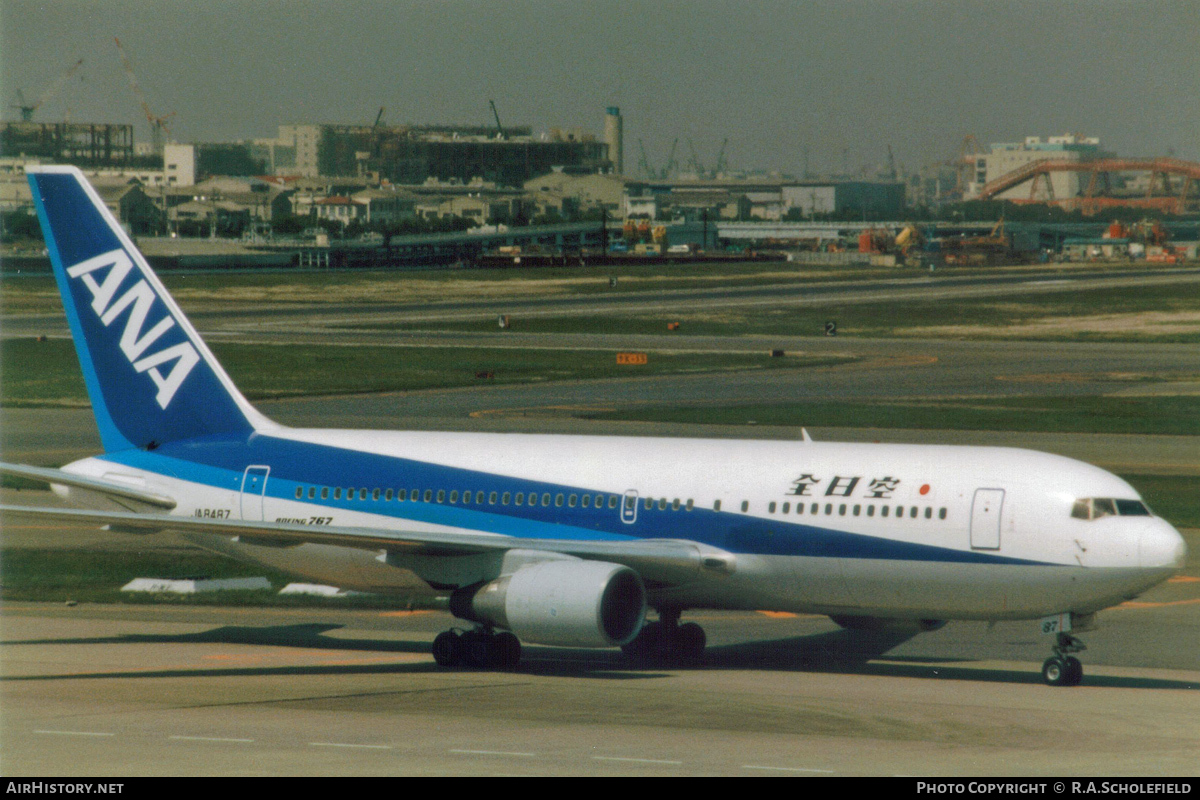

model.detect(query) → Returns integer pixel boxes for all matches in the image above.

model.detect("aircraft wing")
[0,461,177,511]
[0,504,707,586]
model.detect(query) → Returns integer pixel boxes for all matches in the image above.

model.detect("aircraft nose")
[1140,520,1187,569]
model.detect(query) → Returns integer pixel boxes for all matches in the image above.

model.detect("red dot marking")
[920,484,930,495]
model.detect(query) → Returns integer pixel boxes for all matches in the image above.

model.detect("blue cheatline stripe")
[98,434,1049,566]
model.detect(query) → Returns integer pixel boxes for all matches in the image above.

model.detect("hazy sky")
[3,0,1198,176]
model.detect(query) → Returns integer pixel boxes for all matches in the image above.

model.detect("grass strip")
[0,547,441,608]
[0,337,849,407]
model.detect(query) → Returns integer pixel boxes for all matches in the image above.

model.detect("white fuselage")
[60,429,1186,622]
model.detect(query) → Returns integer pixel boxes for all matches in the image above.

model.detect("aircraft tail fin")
[27,165,271,453]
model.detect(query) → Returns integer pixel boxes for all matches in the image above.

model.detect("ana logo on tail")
[67,248,199,409]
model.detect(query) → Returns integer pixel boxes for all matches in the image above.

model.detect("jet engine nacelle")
[451,559,647,648]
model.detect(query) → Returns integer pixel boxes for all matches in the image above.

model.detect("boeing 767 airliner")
[1,166,1186,685]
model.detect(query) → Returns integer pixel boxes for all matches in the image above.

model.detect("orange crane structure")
[976,158,1200,215]
[114,38,175,153]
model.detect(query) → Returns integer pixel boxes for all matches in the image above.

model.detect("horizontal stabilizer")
[0,461,176,510]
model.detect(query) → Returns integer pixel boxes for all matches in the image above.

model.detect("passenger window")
[542,493,551,507]
[397,489,407,501]
[502,492,511,505]
[308,487,316,500]
[939,508,947,520]
[741,500,749,513]
[672,499,680,511]
[490,491,498,504]
[769,502,777,514]
[385,489,393,501]
[295,487,303,499]
[924,507,932,519]
[645,497,653,510]
[825,504,832,515]
[358,489,367,501]
[449,491,458,504]
[782,502,790,514]
[839,504,846,516]
[714,499,722,511]
[581,494,590,508]
[515,492,524,505]
[555,493,564,507]
[867,505,874,517]
[686,499,694,511]
[881,506,888,517]
[321,487,329,500]
[334,488,342,500]
[372,488,380,501]
[423,490,432,502]
[608,495,617,509]
[437,490,445,503]
[796,502,804,515]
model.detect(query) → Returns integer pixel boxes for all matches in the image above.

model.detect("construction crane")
[489,100,505,140]
[714,138,729,176]
[637,139,655,179]
[687,139,704,178]
[10,58,84,122]
[114,38,175,153]
[661,138,678,179]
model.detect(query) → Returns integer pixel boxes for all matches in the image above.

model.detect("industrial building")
[967,134,1109,201]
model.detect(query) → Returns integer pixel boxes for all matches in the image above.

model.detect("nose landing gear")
[1042,632,1086,686]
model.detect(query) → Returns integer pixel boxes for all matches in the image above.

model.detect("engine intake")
[451,559,647,648]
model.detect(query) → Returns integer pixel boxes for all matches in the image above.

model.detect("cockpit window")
[1115,499,1151,516]
[1072,498,1151,520]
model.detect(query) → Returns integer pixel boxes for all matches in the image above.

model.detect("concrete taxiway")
[2,591,1198,777]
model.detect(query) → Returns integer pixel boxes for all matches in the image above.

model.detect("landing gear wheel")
[1042,656,1069,686]
[622,613,706,664]
[1042,631,1087,687]
[1064,656,1083,686]
[432,630,461,667]
[676,622,706,660]
[492,631,522,670]
[434,628,522,670]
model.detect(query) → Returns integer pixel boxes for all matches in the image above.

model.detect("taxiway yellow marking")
[1116,598,1200,609]
[1168,575,1200,583]
[756,610,799,618]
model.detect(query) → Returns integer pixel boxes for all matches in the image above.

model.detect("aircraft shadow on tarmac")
[4,623,1197,690]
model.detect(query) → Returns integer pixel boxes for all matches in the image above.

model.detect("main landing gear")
[432,626,522,670]
[1041,632,1086,687]
[621,608,707,663]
